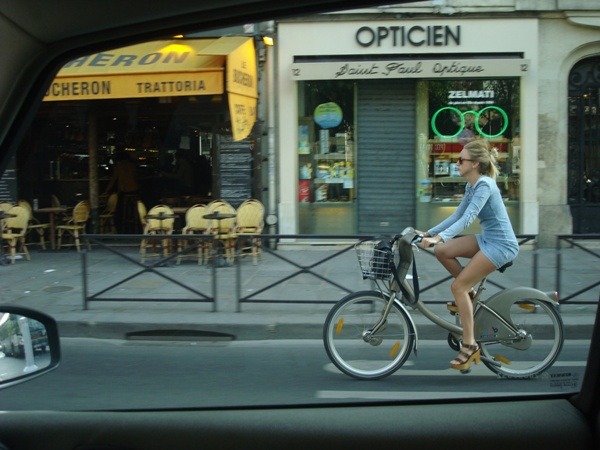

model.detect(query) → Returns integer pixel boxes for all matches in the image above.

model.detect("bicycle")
[323,227,564,380]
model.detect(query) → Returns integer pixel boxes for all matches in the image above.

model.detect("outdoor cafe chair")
[205,200,237,264]
[176,204,211,265]
[50,194,70,223]
[234,199,265,265]
[0,202,14,213]
[56,201,91,252]
[18,199,50,250]
[99,193,118,234]
[137,200,148,232]
[1,205,30,264]
[140,204,175,263]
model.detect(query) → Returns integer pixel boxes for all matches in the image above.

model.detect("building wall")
[275,2,600,246]
[276,17,538,236]
[537,12,600,245]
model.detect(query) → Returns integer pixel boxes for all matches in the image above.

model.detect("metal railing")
[556,234,600,304]
[416,234,538,302]
[234,234,373,311]
[233,234,540,311]
[81,234,216,310]
[78,232,598,311]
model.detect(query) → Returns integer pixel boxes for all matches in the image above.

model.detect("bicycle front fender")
[375,289,419,355]
[393,296,419,356]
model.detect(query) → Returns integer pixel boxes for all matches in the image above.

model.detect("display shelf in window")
[313,156,354,202]
[297,123,355,203]
[298,117,314,155]
[431,174,512,202]
[426,138,517,201]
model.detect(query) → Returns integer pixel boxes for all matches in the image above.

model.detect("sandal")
[450,343,480,371]
[446,290,476,313]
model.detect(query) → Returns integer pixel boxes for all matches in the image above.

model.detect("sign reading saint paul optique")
[291,58,530,81]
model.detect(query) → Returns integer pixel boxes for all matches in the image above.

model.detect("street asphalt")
[0,237,597,341]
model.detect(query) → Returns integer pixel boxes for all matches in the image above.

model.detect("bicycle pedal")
[447,305,459,314]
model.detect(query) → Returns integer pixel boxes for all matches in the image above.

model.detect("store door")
[356,79,416,234]
[568,57,600,233]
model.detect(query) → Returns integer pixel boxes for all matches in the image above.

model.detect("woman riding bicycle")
[417,139,519,372]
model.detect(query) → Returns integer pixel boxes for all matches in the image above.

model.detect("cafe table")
[0,211,17,265]
[33,206,69,250]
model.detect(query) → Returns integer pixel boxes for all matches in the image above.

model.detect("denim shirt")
[427,176,518,248]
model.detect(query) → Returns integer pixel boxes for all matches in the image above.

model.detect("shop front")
[15,36,258,228]
[276,19,537,238]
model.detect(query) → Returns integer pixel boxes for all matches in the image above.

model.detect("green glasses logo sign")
[431,106,508,139]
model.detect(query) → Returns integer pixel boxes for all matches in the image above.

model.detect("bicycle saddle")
[497,261,513,273]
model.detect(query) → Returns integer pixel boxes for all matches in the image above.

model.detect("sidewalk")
[0,242,597,341]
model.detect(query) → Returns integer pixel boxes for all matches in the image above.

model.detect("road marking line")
[316,391,528,400]
[324,361,586,375]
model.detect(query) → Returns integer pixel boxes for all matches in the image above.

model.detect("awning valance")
[44,37,258,141]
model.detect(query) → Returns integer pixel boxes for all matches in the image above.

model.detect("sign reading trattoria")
[44,38,256,103]
[44,72,224,101]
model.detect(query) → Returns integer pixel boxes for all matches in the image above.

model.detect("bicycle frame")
[379,229,560,351]
[324,228,564,379]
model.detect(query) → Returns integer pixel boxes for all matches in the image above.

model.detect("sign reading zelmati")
[290,59,530,80]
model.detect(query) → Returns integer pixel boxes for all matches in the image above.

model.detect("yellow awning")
[44,37,258,141]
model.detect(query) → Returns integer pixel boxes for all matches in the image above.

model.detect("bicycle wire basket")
[355,239,395,280]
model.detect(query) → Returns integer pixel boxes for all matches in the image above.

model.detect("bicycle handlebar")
[391,227,424,248]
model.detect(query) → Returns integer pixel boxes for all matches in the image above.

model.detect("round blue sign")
[314,102,343,129]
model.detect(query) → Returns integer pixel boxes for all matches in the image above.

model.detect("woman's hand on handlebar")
[419,237,437,249]
[419,235,444,249]
[410,229,432,248]
[408,228,442,248]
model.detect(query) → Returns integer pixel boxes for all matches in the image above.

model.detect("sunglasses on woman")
[457,157,474,165]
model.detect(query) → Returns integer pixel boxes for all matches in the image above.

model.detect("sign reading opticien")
[355,25,461,48]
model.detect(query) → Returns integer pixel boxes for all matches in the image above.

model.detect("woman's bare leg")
[434,235,480,278]
[451,251,496,346]
[434,236,496,367]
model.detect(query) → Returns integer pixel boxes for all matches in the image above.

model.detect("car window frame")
[0,2,597,444]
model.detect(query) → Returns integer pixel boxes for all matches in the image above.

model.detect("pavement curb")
[56,319,595,341]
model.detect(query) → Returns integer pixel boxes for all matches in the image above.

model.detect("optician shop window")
[415,78,521,233]
[297,80,356,234]
[297,81,355,203]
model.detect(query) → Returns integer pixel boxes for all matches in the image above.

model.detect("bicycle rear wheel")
[479,297,564,378]
[323,290,414,380]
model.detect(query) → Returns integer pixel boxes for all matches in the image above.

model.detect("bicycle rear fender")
[482,287,559,309]
[475,287,559,343]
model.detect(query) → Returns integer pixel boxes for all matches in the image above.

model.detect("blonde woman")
[417,140,519,371]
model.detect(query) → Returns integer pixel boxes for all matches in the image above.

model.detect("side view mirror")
[0,306,60,389]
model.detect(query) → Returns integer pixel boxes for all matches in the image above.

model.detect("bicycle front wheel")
[323,290,415,380]
[479,297,564,378]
